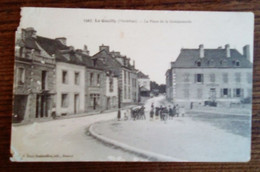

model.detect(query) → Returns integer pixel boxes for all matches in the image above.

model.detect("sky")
[19,8,254,84]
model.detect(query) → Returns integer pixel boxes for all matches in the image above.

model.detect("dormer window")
[232,60,240,66]
[196,61,201,67]
[220,60,227,66]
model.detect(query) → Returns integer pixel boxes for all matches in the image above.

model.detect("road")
[11,110,147,161]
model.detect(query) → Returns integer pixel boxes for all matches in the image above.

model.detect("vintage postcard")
[11,7,254,162]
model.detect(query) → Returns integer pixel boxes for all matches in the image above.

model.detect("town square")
[11,8,253,162]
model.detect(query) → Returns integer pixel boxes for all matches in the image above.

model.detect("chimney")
[199,44,204,58]
[243,45,250,61]
[69,46,74,51]
[99,44,109,52]
[21,27,37,40]
[225,44,230,58]
[83,45,89,55]
[114,52,120,56]
[55,37,67,45]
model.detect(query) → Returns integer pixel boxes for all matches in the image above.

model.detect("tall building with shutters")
[166,44,253,107]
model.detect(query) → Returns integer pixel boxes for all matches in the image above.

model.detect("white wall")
[138,78,150,90]
[56,62,85,116]
[105,76,118,97]
[171,68,253,105]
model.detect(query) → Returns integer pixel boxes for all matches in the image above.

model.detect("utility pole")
[117,88,121,120]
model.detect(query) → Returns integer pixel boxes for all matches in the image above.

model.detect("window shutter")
[202,74,204,83]
[233,88,236,97]
[228,89,231,98]
[220,89,223,98]
[194,74,197,83]
[241,89,244,98]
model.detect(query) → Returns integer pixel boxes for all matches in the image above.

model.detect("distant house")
[166,44,253,108]
[13,28,56,122]
[137,71,150,97]
[92,45,139,107]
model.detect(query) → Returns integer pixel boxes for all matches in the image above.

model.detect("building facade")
[13,28,56,122]
[166,44,253,108]
[13,28,142,122]
[92,45,139,107]
[137,71,150,97]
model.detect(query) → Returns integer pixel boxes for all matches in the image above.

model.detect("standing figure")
[169,106,173,120]
[150,108,154,120]
[141,105,146,120]
[155,107,159,119]
[172,105,176,117]
[160,106,164,121]
[176,104,179,117]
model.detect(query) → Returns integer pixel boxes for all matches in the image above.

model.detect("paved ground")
[11,110,147,161]
[91,95,251,162]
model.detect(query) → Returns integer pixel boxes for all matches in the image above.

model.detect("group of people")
[150,103,185,121]
[120,103,185,121]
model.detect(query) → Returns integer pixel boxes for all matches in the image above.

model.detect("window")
[247,72,252,83]
[221,88,231,98]
[184,73,190,82]
[223,88,228,96]
[222,60,227,66]
[42,71,47,90]
[61,94,69,107]
[124,70,126,84]
[124,86,127,99]
[236,61,240,67]
[128,72,131,85]
[90,94,100,107]
[97,74,100,86]
[109,77,113,92]
[128,86,131,99]
[235,73,241,83]
[209,73,215,83]
[75,72,80,85]
[233,88,243,97]
[222,73,228,83]
[62,71,68,84]
[17,67,25,85]
[195,74,203,83]
[197,61,201,67]
[90,73,94,86]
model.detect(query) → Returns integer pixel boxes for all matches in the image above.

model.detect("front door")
[93,97,96,110]
[36,94,48,118]
[210,88,216,101]
[13,95,27,122]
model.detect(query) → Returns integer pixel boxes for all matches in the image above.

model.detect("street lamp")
[117,88,121,120]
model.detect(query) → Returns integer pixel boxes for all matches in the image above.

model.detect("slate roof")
[36,36,69,56]
[172,48,252,68]
[22,37,41,51]
[137,71,149,79]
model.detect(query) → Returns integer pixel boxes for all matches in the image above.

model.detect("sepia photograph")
[10,7,254,162]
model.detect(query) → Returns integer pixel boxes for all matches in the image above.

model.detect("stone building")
[166,44,253,108]
[92,45,139,107]
[83,54,107,112]
[137,71,150,97]
[13,28,56,122]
